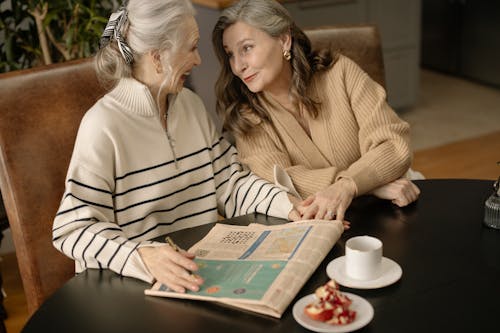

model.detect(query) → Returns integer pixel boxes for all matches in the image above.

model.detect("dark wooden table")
[22,179,500,333]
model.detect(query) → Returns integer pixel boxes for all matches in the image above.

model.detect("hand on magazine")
[298,178,357,222]
[138,245,204,293]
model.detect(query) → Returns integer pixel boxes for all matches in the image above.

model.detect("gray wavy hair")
[212,0,333,137]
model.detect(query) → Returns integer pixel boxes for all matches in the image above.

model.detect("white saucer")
[293,293,374,333]
[326,256,402,289]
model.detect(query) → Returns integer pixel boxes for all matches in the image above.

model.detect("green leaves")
[1,1,38,71]
[0,0,116,72]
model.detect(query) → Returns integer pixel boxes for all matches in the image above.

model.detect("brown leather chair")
[0,58,106,315]
[306,24,386,88]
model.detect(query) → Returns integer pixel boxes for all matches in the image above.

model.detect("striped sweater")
[235,55,412,198]
[53,78,292,283]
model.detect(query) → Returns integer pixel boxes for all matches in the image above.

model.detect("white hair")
[95,0,195,89]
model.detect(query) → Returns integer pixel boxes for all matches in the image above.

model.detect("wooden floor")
[1,130,499,332]
[3,252,28,333]
[412,131,500,181]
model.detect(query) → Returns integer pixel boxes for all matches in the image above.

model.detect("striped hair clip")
[99,4,134,65]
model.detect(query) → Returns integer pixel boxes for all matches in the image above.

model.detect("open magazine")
[145,220,343,318]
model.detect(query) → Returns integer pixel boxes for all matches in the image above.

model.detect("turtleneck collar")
[107,78,168,117]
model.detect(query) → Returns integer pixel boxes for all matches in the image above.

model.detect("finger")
[324,209,335,220]
[335,205,346,222]
[414,183,421,196]
[315,207,327,220]
[168,251,199,272]
[288,209,302,221]
[179,249,196,259]
[302,204,318,220]
[406,188,418,204]
[403,186,419,205]
[410,182,421,199]
[166,265,204,292]
[403,181,419,196]
[342,220,351,230]
[167,260,196,280]
[325,209,335,220]
[165,273,201,293]
[393,195,410,207]
[392,198,403,207]
[296,204,308,215]
[155,264,198,293]
[164,280,186,293]
[177,273,204,292]
[300,195,315,207]
[189,273,204,285]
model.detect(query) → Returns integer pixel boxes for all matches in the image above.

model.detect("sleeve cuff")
[273,165,302,199]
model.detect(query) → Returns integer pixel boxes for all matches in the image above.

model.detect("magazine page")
[145,220,343,318]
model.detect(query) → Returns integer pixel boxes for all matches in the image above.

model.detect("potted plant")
[0,0,117,72]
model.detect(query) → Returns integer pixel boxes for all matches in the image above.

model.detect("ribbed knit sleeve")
[333,56,411,194]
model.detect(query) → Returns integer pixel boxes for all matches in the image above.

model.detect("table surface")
[23,179,500,333]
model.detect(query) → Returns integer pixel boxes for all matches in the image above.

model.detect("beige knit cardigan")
[235,55,412,199]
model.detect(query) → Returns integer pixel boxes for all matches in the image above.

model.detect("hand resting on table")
[370,178,420,207]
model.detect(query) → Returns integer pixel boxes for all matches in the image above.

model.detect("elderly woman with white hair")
[52,0,299,294]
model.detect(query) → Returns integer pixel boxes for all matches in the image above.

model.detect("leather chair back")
[0,58,105,315]
[306,25,386,88]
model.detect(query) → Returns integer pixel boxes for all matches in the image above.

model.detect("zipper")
[162,109,179,170]
[161,97,179,169]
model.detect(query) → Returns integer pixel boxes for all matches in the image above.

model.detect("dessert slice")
[304,279,356,325]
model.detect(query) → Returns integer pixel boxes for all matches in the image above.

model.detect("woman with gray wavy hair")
[53,0,300,294]
[212,0,420,223]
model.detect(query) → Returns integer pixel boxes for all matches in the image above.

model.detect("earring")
[283,49,291,61]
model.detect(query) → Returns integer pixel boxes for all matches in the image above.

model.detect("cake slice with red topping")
[304,279,356,325]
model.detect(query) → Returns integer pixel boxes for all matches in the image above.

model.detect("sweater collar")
[108,78,177,117]
[258,91,332,169]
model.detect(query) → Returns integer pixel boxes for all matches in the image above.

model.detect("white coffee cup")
[345,236,383,280]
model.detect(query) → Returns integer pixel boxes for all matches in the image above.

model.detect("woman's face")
[222,21,291,94]
[161,15,201,94]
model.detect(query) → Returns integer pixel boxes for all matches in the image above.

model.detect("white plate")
[292,293,374,333]
[326,256,402,289]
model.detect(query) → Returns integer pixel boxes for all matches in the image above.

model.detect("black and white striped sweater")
[52,78,292,283]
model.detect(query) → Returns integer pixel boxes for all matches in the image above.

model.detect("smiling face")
[222,21,291,95]
[162,15,201,94]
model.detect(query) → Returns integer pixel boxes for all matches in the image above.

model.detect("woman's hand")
[298,178,357,222]
[287,194,303,221]
[138,245,204,293]
[370,178,420,207]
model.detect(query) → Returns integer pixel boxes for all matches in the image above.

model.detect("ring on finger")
[325,210,334,219]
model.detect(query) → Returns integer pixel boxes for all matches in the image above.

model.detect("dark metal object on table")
[483,162,500,229]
